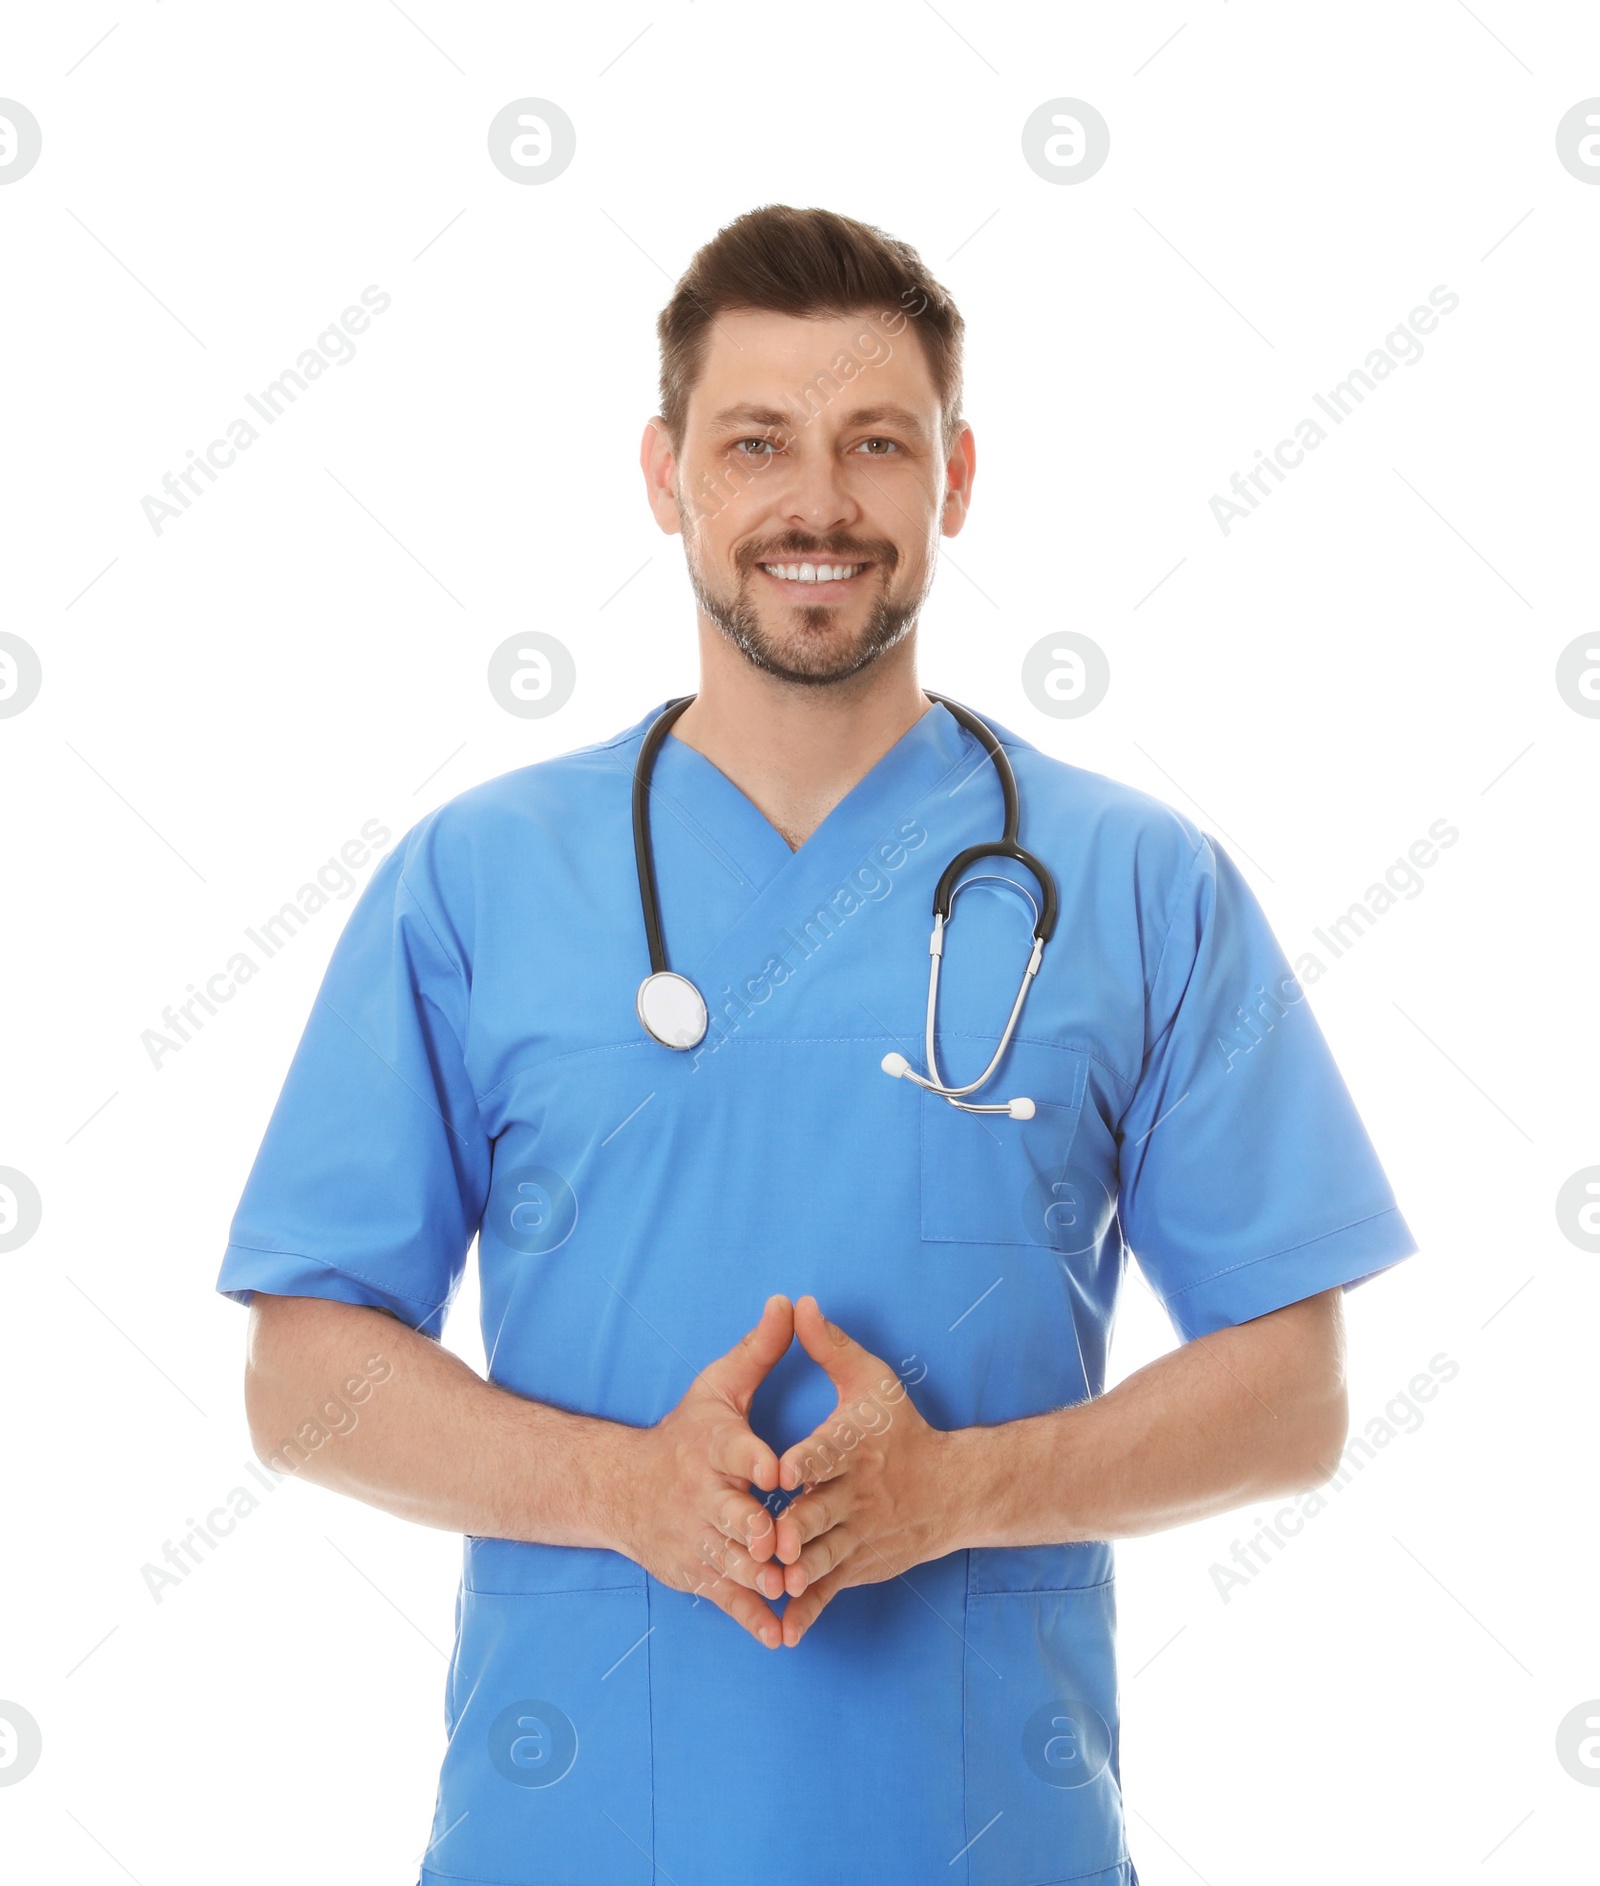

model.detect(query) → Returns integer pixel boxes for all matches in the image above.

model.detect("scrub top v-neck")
[219,699,1417,1886]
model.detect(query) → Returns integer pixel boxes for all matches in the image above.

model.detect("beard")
[683,524,924,688]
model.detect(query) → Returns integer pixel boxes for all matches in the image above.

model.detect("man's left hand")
[772,1295,957,1647]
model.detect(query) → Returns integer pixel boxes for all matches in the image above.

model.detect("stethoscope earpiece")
[882,1048,1037,1120]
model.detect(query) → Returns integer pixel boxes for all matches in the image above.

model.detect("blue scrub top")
[219,700,1415,1886]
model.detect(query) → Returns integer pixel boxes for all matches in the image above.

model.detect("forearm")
[243,1293,634,1548]
[944,1290,1348,1549]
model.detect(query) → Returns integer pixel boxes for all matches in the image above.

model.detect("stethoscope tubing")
[632,693,696,978]
[632,691,1059,1111]
[923,693,1058,944]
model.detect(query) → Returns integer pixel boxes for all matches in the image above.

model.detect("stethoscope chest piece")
[636,970,708,1050]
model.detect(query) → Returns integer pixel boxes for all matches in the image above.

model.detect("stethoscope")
[632,693,1058,1118]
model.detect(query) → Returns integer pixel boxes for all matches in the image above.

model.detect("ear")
[641,418,683,537]
[939,422,976,537]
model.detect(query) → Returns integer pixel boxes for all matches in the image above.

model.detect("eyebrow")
[706,401,932,440]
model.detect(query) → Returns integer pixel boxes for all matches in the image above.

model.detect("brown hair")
[656,204,965,454]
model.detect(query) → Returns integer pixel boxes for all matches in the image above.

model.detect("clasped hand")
[614,1294,952,1649]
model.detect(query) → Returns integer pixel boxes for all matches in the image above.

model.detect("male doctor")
[224,205,1416,1886]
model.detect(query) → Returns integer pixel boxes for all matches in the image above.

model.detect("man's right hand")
[606,1293,794,1649]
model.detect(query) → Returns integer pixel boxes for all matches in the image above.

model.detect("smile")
[758,561,868,584]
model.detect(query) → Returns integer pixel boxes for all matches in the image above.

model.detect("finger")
[709,1487,780,1563]
[705,1414,781,1495]
[776,1412,856,1501]
[772,1485,843,1566]
[781,1566,847,1647]
[697,1295,794,1415]
[712,1537,791,1603]
[695,1515,793,1599]
[782,1522,854,1599]
[693,1571,783,1649]
[788,1297,889,1434]
[791,1294,866,1382]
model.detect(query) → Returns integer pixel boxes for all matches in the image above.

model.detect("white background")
[2,3,1597,1881]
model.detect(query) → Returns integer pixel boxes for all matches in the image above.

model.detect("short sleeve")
[1116,834,1416,1342]
[216,832,489,1337]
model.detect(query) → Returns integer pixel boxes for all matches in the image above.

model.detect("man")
[223,204,1415,1885]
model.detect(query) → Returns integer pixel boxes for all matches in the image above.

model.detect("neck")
[669,625,930,850]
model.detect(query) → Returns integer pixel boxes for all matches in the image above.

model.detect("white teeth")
[761,562,864,583]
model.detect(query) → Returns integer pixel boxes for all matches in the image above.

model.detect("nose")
[778,449,862,539]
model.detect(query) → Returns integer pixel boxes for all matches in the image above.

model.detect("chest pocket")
[919,1037,1097,1248]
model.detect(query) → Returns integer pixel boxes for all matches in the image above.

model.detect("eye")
[732,436,780,457]
[854,437,901,456]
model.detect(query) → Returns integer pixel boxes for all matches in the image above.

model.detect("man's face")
[644,308,973,688]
